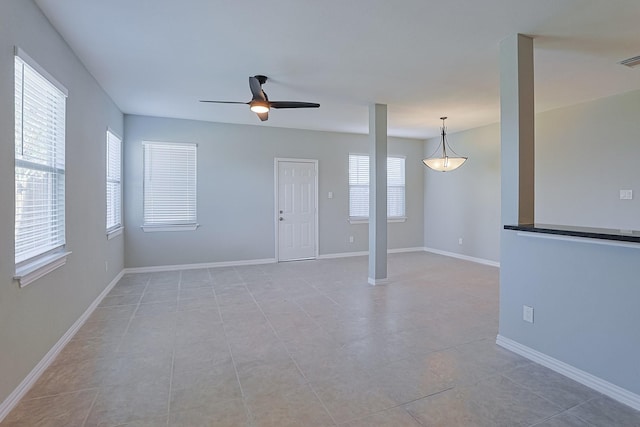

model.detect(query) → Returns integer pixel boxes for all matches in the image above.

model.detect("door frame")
[274,158,319,262]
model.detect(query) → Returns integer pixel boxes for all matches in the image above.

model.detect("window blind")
[349,154,370,218]
[143,142,197,225]
[348,154,405,219]
[15,54,67,265]
[387,156,406,218]
[106,130,122,231]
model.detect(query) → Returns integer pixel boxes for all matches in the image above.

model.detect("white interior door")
[276,159,317,261]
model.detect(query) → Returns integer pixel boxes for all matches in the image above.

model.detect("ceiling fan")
[200,75,320,121]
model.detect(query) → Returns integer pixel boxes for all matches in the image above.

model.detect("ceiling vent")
[619,55,640,68]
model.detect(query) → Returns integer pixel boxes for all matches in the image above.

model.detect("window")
[14,49,69,285]
[143,141,197,231]
[106,130,122,234]
[348,154,405,221]
[387,156,406,218]
[349,154,370,218]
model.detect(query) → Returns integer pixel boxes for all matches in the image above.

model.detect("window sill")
[141,224,199,232]
[349,217,407,224]
[14,250,72,288]
[106,226,124,240]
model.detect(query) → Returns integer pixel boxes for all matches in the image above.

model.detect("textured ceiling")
[35,0,640,138]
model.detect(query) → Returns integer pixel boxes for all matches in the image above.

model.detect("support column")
[368,103,387,285]
[500,34,535,225]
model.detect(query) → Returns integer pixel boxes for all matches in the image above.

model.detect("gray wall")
[423,88,640,395]
[536,90,640,230]
[424,89,640,263]
[500,231,640,395]
[499,89,640,396]
[0,0,124,405]
[423,123,501,262]
[124,115,424,268]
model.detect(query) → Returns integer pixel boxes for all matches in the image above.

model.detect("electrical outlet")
[349,236,354,243]
[523,305,534,323]
[328,191,333,199]
[458,237,463,245]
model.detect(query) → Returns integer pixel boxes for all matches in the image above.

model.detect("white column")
[500,34,535,226]
[368,103,388,285]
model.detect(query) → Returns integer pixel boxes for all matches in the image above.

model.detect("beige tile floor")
[3,252,640,426]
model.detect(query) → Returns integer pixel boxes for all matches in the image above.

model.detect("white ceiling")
[34,0,640,139]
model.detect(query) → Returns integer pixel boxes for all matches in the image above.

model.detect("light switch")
[328,191,333,199]
[620,189,633,200]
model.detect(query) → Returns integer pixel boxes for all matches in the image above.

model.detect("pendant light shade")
[422,156,467,171]
[422,117,467,172]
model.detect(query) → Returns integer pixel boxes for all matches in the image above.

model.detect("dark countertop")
[504,223,640,244]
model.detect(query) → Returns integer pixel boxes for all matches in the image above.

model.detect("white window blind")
[143,142,197,226]
[348,154,405,219]
[387,156,406,218]
[349,154,370,218]
[15,53,67,265]
[106,130,122,231]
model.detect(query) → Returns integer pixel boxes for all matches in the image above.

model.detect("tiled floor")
[3,252,640,426]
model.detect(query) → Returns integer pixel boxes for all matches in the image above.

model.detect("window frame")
[348,153,407,224]
[106,129,123,237]
[142,141,198,232]
[13,47,71,287]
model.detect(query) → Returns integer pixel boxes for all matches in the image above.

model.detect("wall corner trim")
[496,335,640,412]
[0,270,125,422]
[423,247,500,267]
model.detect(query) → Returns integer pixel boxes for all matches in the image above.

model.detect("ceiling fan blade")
[249,76,267,101]
[201,76,317,122]
[269,101,320,109]
[199,100,248,104]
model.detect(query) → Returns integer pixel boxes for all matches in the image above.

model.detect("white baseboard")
[318,247,425,260]
[124,258,277,274]
[0,270,125,422]
[124,247,481,269]
[423,246,500,267]
[496,335,640,411]
[390,247,426,254]
[318,251,368,259]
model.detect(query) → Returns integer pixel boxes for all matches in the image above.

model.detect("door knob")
[279,210,283,214]
[279,217,284,221]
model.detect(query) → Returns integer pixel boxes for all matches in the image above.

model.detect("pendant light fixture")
[422,117,467,172]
